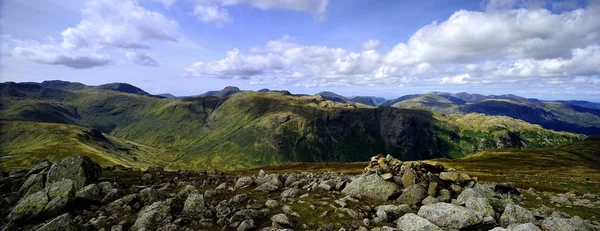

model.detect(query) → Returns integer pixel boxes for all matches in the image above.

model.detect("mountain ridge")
[0,81,585,170]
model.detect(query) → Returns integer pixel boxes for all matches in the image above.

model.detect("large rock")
[499,203,534,228]
[541,217,591,231]
[46,156,101,190]
[465,197,495,218]
[75,184,102,203]
[44,179,76,217]
[510,223,541,231]
[182,193,205,217]
[396,213,442,231]
[376,204,413,221]
[439,172,459,182]
[342,173,402,201]
[396,184,427,206]
[131,200,173,230]
[235,177,254,189]
[19,173,46,197]
[7,179,75,221]
[401,168,418,187]
[35,213,78,231]
[25,160,52,177]
[7,190,49,221]
[417,202,482,229]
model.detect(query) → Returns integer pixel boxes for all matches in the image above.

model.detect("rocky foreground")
[0,156,599,231]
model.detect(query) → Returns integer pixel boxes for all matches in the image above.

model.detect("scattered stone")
[396,213,442,231]
[271,213,292,227]
[417,202,482,230]
[281,188,301,198]
[500,203,535,228]
[342,173,401,201]
[265,199,279,208]
[465,197,495,218]
[237,219,256,231]
[235,177,254,189]
[254,183,279,192]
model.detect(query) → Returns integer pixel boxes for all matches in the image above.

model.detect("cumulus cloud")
[184,3,600,89]
[4,0,178,68]
[62,0,179,49]
[126,51,159,67]
[8,39,111,69]
[361,40,380,50]
[193,4,232,27]
[441,74,470,84]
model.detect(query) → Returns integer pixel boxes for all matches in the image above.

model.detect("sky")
[1,0,599,101]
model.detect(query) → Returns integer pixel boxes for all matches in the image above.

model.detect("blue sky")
[1,0,599,101]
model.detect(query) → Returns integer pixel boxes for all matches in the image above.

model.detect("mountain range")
[1,80,591,170]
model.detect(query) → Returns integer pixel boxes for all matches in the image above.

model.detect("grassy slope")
[0,120,167,170]
[0,83,587,170]
[433,136,600,180]
[434,113,585,158]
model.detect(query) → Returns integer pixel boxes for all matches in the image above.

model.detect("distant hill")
[0,81,584,170]
[157,93,177,98]
[384,93,600,135]
[200,86,242,97]
[95,82,153,96]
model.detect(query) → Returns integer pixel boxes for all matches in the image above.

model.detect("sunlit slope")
[0,120,167,170]
[434,136,600,180]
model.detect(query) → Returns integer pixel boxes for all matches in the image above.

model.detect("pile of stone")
[342,154,599,230]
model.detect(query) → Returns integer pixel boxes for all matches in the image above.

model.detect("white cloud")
[193,4,232,27]
[62,0,179,49]
[7,39,111,69]
[126,51,159,67]
[5,0,179,69]
[385,5,600,65]
[361,40,380,50]
[441,73,470,84]
[184,3,600,89]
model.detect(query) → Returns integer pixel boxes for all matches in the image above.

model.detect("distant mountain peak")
[96,82,152,96]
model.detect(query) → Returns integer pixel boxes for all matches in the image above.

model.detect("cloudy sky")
[1,0,599,101]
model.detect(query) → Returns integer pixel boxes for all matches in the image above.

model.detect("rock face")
[35,213,78,231]
[46,156,101,190]
[499,203,535,227]
[396,213,442,231]
[8,179,75,221]
[417,202,482,229]
[342,173,401,201]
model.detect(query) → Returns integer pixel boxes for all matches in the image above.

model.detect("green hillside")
[0,120,167,171]
[0,82,586,170]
